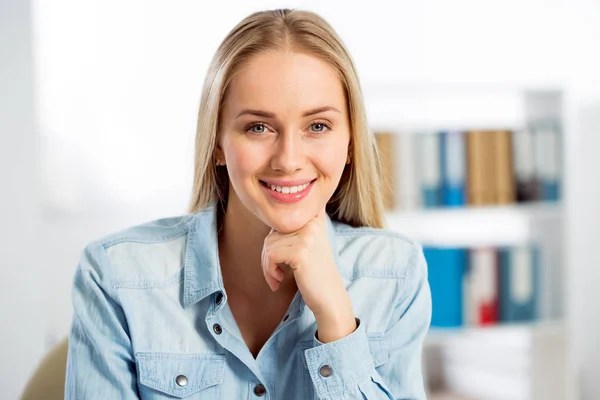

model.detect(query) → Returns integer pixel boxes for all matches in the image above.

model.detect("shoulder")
[331,220,426,281]
[99,214,195,248]
[79,213,200,283]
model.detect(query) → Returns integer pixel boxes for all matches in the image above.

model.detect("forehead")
[224,50,347,114]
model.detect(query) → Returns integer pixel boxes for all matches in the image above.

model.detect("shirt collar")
[182,206,340,309]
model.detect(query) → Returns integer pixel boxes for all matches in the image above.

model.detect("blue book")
[419,133,442,208]
[423,247,467,327]
[498,246,539,322]
[534,119,561,202]
[440,131,466,207]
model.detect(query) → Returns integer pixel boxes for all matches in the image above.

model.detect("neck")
[218,196,296,301]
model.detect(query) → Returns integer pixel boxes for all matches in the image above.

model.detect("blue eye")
[310,123,329,133]
[248,124,267,134]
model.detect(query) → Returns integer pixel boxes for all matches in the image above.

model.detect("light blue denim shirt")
[65,207,431,399]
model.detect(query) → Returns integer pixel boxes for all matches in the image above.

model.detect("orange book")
[491,130,515,204]
[374,132,395,210]
[466,131,491,205]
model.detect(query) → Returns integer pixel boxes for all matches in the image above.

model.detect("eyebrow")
[235,106,341,119]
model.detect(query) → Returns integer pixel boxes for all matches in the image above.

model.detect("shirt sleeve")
[303,242,432,400]
[65,240,140,399]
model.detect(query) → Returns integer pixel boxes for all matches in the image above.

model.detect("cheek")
[223,140,263,179]
[228,152,251,176]
[317,136,349,177]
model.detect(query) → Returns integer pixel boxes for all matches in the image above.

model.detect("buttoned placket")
[206,290,273,399]
[205,289,307,400]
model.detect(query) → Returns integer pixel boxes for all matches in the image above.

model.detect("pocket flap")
[367,335,389,367]
[136,352,225,398]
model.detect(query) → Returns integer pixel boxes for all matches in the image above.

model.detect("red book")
[465,248,499,326]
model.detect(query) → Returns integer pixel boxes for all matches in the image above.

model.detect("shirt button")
[253,383,266,396]
[283,314,289,322]
[175,375,188,387]
[319,365,333,377]
[213,323,223,335]
[215,292,224,305]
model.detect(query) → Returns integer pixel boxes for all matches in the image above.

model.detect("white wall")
[0,1,45,399]
[565,94,600,400]
[5,0,598,398]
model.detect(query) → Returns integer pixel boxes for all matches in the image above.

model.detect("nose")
[270,130,306,173]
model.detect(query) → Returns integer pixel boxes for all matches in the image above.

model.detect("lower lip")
[261,180,315,204]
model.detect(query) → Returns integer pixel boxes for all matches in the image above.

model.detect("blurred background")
[2,0,600,399]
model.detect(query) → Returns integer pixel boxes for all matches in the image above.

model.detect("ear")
[215,142,226,166]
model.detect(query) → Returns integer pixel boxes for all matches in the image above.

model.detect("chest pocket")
[135,352,225,399]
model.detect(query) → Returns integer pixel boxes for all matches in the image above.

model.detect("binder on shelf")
[466,131,492,206]
[534,119,561,202]
[466,248,498,326]
[374,132,396,210]
[395,132,421,210]
[491,130,515,204]
[513,127,539,202]
[440,131,466,207]
[424,247,467,327]
[498,246,539,322]
[419,132,442,208]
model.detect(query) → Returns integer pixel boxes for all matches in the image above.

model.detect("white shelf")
[425,320,565,347]
[385,203,562,247]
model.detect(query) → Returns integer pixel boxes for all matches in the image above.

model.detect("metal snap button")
[213,323,223,335]
[283,314,289,322]
[175,375,188,387]
[215,292,224,305]
[319,365,333,377]
[253,383,266,396]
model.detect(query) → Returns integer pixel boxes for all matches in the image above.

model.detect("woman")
[65,9,431,399]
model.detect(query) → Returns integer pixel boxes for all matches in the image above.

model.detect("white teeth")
[267,182,312,194]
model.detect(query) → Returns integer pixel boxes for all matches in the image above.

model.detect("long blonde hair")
[188,9,385,228]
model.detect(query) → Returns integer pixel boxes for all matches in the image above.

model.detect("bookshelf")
[365,83,570,399]
[425,319,565,347]
[385,203,562,247]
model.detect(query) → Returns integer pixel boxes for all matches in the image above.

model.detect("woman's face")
[218,50,351,233]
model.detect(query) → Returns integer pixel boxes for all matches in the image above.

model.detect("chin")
[263,209,315,234]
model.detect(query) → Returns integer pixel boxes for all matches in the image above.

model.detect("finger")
[261,249,280,291]
[261,248,286,291]
[264,229,297,245]
[264,272,281,292]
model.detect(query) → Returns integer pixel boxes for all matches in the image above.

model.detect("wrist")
[314,306,357,343]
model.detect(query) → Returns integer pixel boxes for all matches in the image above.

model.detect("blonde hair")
[188,9,385,228]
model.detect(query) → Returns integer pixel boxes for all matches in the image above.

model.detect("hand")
[261,209,357,342]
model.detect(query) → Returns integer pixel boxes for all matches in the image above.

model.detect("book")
[395,132,421,210]
[513,127,539,202]
[374,132,396,210]
[466,131,492,205]
[533,119,561,201]
[424,247,467,327]
[466,248,498,326]
[441,131,466,207]
[491,130,515,204]
[419,132,442,208]
[498,246,539,322]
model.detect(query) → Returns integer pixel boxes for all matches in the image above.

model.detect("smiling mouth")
[259,179,316,194]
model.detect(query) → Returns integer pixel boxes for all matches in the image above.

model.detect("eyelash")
[245,121,331,136]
